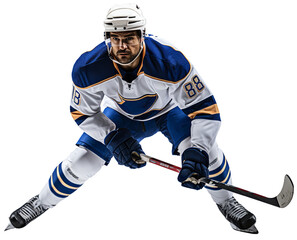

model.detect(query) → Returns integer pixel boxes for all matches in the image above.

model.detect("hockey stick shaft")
[139,153,294,208]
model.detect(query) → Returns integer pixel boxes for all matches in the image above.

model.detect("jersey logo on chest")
[113,93,158,115]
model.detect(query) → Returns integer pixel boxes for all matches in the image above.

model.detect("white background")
[1,0,296,239]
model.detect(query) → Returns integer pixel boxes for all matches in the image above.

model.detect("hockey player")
[6,3,258,234]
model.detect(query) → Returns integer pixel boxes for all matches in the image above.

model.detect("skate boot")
[5,195,49,231]
[217,196,258,234]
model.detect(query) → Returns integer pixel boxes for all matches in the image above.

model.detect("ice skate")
[5,195,49,231]
[217,196,258,234]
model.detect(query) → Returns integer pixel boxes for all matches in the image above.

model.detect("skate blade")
[230,223,259,234]
[4,223,15,231]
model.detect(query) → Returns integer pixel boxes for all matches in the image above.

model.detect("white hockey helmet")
[104,3,146,38]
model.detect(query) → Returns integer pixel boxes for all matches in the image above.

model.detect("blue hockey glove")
[104,128,146,169]
[177,147,209,190]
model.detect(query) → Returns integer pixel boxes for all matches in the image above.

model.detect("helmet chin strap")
[106,40,144,67]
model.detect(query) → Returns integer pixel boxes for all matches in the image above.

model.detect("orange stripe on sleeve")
[188,104,220,119]
[71,110,86,121]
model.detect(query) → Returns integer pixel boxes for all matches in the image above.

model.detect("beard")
[113,49,139,64]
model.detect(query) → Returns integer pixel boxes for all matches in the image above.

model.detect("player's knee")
[63,146,106,182]
[208,142,219,165]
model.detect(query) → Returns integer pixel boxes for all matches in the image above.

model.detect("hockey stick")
[136,153,294,208]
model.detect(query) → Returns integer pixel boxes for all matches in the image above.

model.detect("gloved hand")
[177,147,209,190]
[104,128,146,169]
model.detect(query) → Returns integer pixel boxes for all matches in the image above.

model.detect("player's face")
[110,31,142,64]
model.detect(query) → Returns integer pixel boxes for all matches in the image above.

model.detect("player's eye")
[125,36,137,44]
[126,37,134,41]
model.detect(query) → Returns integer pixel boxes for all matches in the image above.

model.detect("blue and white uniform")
[39,35,232,206]
[70,35,221,164]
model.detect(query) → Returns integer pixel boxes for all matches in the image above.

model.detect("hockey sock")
[39,161,84,207]
[39,146,105,207]
[206,148,233,204]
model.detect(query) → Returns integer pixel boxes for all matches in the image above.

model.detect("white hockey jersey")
[70,36,221,154]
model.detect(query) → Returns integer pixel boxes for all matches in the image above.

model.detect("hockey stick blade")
[138,153,294,208]
[199,175,294,208]
[276,175,294,208]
